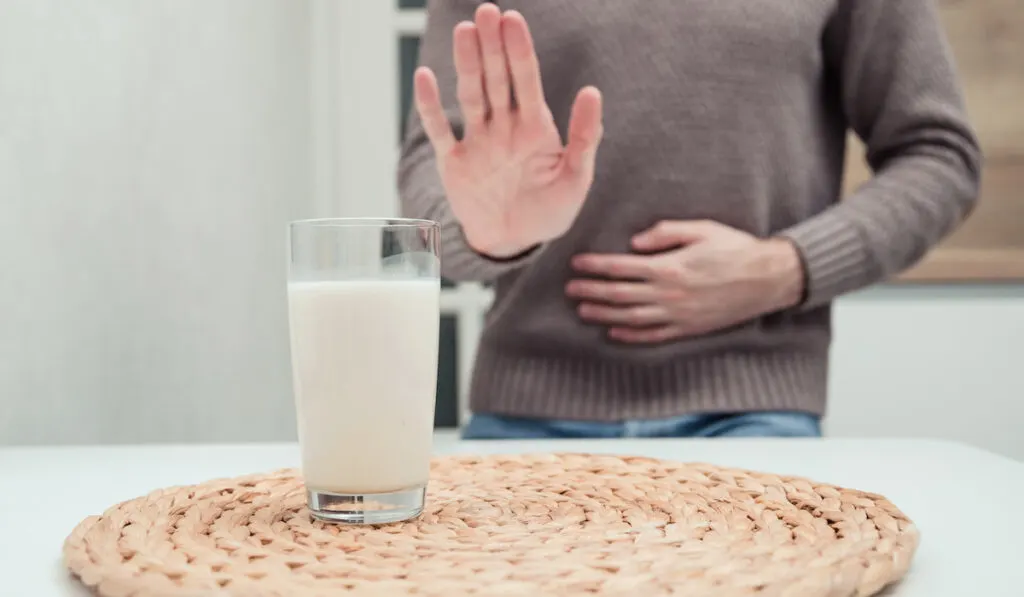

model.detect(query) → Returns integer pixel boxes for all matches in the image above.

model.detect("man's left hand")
[567,220,805,343]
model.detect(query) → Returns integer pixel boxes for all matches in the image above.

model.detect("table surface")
[2,433,1021,596]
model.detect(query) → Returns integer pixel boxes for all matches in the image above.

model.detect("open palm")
[414,4,604,258]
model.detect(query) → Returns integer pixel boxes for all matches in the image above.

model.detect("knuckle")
[664,288,687,303]
[654,261,680,279]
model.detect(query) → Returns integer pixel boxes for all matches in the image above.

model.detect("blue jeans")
[462,411,821,439]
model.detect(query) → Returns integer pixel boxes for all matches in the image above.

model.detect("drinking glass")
[287,218,440,524]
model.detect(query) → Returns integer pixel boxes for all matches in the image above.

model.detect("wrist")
[753,238,806,311]
[463,228,538,261]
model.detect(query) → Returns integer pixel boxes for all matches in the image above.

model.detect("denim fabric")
[461,411,822,440]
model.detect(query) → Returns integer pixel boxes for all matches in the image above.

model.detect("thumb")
[564,86,604,175]
[632,220,714,252]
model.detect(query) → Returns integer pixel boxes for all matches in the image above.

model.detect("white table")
[2,433,1021,596]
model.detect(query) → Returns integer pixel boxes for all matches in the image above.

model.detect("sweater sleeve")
[397,0,544,283]
[778,0,982,309]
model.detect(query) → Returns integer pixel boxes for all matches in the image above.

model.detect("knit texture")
[398,0,981,421]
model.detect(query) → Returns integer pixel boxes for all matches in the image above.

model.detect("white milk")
[287,279,440,494]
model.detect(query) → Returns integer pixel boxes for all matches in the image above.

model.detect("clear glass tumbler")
[287,218,440,524]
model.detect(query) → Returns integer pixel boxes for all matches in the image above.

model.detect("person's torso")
[485,0,843,360]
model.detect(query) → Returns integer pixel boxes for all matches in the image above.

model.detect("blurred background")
[1,1,1021,458]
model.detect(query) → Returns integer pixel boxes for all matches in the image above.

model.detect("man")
[398,1,981,439]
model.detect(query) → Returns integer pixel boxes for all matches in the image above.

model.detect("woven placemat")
[64,453,919,597]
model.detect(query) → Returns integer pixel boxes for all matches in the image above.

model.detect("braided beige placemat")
[64,453,919,597]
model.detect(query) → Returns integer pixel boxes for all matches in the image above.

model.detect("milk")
[287,279,440,494]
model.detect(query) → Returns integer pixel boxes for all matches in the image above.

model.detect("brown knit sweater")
[398,0,981,421]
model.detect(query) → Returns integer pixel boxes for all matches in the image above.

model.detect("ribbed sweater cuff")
[778,212,873,310]
[437,207,542,281]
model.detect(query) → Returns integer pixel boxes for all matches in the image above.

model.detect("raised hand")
[413,4,604,258]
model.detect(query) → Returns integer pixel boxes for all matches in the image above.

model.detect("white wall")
[827,285,1024,460]
[0,0,313,444]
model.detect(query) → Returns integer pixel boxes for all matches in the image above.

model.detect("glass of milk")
[287,218,440,524]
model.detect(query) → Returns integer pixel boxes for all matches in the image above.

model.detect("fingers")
[578,303,670,327]
[474,3,511,120]
[565,87,604,174]
[565,280,661,304]
[501,10,545,119]
[608,325,687,344]
[413,67,456,154]
[571,253,664,281]
[632,220,716,252]
[452,21,487,129]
